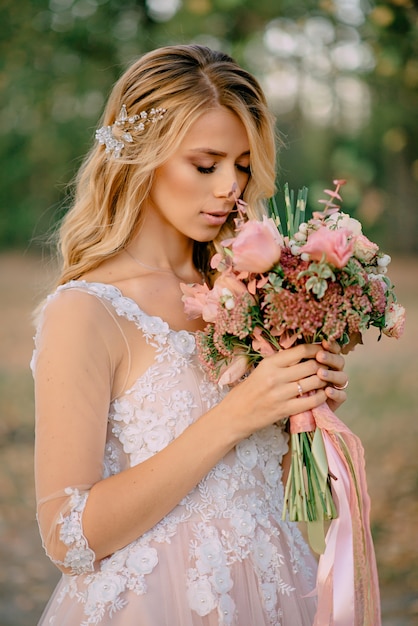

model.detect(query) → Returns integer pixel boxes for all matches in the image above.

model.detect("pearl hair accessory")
[95,104,167,158]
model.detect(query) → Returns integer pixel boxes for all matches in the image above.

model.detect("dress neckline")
[61,279,196,337]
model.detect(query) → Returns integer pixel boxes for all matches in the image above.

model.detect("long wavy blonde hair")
[57,44,278,285]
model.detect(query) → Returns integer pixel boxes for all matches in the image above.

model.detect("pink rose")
[203,273,252,319]
[180,282,219,322]
[181,273,252,323]
[218,353,250,386]
[261,216,285,246]
[200,293,219,323]
[225,217,282,273]
[213,272,249,297]
[180,282,210,319]
[383,302,406,339]
[354,234,379,263]
[299,225,354,269]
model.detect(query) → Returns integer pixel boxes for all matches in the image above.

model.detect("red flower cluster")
[263,248,388,344]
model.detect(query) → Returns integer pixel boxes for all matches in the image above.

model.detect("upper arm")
[33,288,126,572]
[33,289,120,499]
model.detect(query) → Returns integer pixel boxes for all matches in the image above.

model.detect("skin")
[39,106,348,564]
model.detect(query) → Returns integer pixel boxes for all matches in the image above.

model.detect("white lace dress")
[33,281,317,626]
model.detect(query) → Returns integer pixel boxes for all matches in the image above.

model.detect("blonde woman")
[32,45,348,625]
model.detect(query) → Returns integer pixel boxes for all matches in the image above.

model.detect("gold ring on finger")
[334,380,349,390]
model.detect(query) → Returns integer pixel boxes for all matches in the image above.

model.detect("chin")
[191,227,223,243]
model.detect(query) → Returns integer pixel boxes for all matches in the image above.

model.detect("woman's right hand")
[219,343,328,441]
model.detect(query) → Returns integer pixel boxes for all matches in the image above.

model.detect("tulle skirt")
[38,522,317,626]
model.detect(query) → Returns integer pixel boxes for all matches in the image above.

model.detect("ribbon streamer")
[311,402,381,626]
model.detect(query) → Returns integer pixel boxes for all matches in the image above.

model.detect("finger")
[269,357,328,399]
[292,372,328,398]
[269,343,322,367]
[325,384,347,406]
[317,367,348,389]
[261,359,324,399]
[316,349,345,372]
[321,339,341,354]
[287,388,328,414]
[333,377,349,391]
[249,359,324,405]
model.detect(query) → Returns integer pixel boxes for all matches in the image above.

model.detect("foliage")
[0,0,416,249]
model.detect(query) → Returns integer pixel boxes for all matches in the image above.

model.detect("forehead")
[180,107,250,154]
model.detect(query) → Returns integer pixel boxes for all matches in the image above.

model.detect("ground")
[0,251,417,625]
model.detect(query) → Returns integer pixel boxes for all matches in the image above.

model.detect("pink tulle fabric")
[38,527,318,626]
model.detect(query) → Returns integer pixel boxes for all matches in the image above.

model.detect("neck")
[124,248,204,283]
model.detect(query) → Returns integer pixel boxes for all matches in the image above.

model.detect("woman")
[32,44,348,625]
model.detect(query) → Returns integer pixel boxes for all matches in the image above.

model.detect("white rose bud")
[327,212,363,236]
[377,254,391,267]
[221,288,235,310]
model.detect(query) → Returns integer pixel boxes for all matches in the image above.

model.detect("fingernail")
[320,368,328,378]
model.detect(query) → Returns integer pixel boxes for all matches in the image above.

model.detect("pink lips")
[202,212,230,226]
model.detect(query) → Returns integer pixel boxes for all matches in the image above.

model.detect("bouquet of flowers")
[182,180,404,381]
[181,179,405,625]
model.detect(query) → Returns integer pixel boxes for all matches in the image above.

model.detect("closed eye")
[197,164,251,175]
[197,165,216,174]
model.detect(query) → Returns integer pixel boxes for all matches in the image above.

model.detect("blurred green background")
[0,0,417,624]
[1,0,417,251]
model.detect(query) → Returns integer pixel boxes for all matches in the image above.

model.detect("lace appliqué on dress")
[183,427,300,626]
[50,488,96,576]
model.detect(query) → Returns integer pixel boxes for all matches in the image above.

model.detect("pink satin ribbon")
[315,432,355,625]
[289,409,316,433]
[290,403,381,625]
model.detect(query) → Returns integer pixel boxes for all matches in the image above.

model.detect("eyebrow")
[188,148,250,158]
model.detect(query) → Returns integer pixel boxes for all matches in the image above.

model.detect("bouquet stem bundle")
[283,410,337,554]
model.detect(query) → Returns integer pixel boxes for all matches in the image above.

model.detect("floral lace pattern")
[37,282,316,625]
[48,488,96,575]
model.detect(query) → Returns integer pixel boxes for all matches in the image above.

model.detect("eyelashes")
[196,164,251,175]
[197,165,216,174]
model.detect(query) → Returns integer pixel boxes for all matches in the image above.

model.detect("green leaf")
[307,520,326,555]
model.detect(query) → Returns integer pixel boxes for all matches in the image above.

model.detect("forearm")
[83,403,238,560]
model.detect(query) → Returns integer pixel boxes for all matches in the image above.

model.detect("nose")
[213,168,241,200]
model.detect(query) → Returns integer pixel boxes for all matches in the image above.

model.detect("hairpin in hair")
[95,104,167,158]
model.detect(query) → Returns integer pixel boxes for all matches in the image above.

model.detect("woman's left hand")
[316,340,348,412]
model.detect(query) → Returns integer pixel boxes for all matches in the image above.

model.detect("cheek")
[153,165,202,204]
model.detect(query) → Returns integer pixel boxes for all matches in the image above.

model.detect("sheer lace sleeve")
[36,487,96,574]
[32,288,127,575]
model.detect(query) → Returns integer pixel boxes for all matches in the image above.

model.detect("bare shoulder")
[39,286,122,351]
